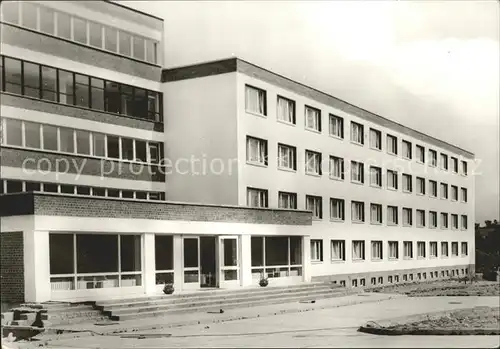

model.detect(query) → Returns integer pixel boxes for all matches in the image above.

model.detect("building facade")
[0,1,475,303]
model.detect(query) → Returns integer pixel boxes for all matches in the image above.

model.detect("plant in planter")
[163,283,174,294]
[259,277,269,287]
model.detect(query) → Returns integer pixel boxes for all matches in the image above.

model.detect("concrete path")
[32,295,500,348]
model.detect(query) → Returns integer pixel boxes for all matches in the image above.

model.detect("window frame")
[245,84,267,116]
[402,140,412,159]
[387,170,398,190]
[352,240,366,261]
[277,143,297,171]
[330,198,345,222]
[276,95,296,125]
[350,161,364,184]
[369,128,382,150]
[388,241,399,260]
[278,191,297,210]
[329,155,345,180]
[330,240,346,262]
[306,195,323,220]
[350,121,364,145]
[370,166,382,188]
[351,201,365,223]
[304,105,322,132]
[329,114,344,139]
[310,239,323,262]
[387,206,398,226]
[371,240,383,261]
[370,203,382,225]
[386,134,398,155]
[246,187,269,208]
[246,136,268,166]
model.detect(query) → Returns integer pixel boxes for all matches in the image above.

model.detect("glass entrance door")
[182,236,200,290]
[218,236,240,288]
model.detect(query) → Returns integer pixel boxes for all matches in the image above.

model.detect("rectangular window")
[42,124,58,151]
[387,134,398,155]
[246,136,268,165]
[416,145,425,163]
[278,191,297,209]
[387,206,398,225]
[402,207,412,226]
[329,115,344,139]
[451,214,459,230]
[370,166,382,187]
[440,153,448,170]
[90,78,105,111]
[104,26,117,52]
[369,128,381,150]
[106,135,119,159]
[331,240,345,261]
[451,185,458,201]
[310,240,323,262]
[329,156,344,180]
[416,177,425,195]
[351,161,364,184]
[440,183,448,199]
[306,195,323,220]
[461,242,468,256]
[89,22,103,48]
[430,180,438,197]
[441,213,449,229]
[351,201,365,223]
[305,150,322,175]
[350,122,364,145]
[4,57,22,94]
[429,149,437,167]
[429,211,437,228]
[92,133,106,157]
[403,241,413,259]
[247,187,268,208]
[416,209,425,227]
[21,2,37,30]
[118,31,132,56]
[352,240,365,260]
[59,127,74,153]
[24,121,41,149]
[370,204,382,224]
[441,242,449,257]
[146,39,157,64]
[417,241,426,258]
[6,180,23,193]
[57,12,71,40]
[41,66,57,101]
[430,242,438,258]
[245,85,266,116]
[75,130,90,155]
[451,157,458,173]
[461,161,468,176]
[58,70,74,105]
[5,118,23,146]
[388,241,399,259]
[73,17,87,44]
[371,241,383,260]
[461,188,468,202]
[402,174,412,192]
[330,198,345,221]
[461,215,468,230]
[305,106,321,132]
[277,143,296,170]
[121,137,134,161]
[387,170,398,190]
[133,36,145,61]
[451,242,459,257]
[1,1,20,24]
[23,62,40,98]
[74,74,90,108]
[402,140,412,159]
[277,96,295,124]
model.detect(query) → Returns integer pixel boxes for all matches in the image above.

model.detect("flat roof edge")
[105,0,164,21]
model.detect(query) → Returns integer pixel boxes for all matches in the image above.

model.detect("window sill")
[403,224,413,228]
[429,226,437,229]
[246,161,268,168]
[417,225,426,229]
[430,195,437,199]
[430,256,437,259]
[370,146,382,152]
[352,220,365,224]
[370,222,383,226]
[441,197,449,200]
[416,193,425,196]
[387,187,398,192]
[329,176,344,182]
[387,152,398,157]
[350,140,364,147]
[441,227,448,230]
[330,219,345,223]
[305,127,322,134]
[246,110,267,118]
[371,258,383,262]
[388,257,399,261]
[329,134,344,141]
[312,217,323,221]
[370,184,382,189]
[451,199,458,202]
[331,259,346,264]
[417,256,426,260]
[277,166,297,173]
[416,160,425,165]
[305,172,322,178]
[311,260,324,264]
[403,156,412,161]
[352,259,365,263]
[402,190,413,194]
[403,257,413,260]
[277,119,296,127]
[351,180,364,186]
[387,223,399,227]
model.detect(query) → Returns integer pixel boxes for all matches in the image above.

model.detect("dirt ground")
[369,280,500,297]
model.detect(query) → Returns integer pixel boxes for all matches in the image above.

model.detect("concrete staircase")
[96,282,353,321]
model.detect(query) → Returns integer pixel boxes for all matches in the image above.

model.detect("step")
[114,291,349,321]
[105,288,346,316]
[96,282,337,305]
[43,310,103,320]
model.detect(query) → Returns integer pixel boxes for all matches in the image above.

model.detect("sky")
[122,0,499,224]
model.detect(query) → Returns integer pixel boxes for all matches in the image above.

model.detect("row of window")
[245,85,469,176]
[1,1,158,64]
[249,188,469,229]
[1,118,165,164]
[0,55,163,122]
[1,179,165,201]
[311,239,468,262]
[246,137,468,202]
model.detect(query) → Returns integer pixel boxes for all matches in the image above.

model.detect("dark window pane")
[26,182,41,192]
[149,143,161,163]
[0,181,3,195]
[121,85,133,116]
[60,184,75,194]
[1,1,20,24]
[251,237,264,267]
[50,234,74,274]
[290,236,302,265]
[4,58,22,94]
[24,121,41,148]
[90,78,104,111]
[118,31,131,56]
[75,130,90,155]
[89,21,102,48]
[43,183,58,193]
[120,235,141,272]
[121,138,134,160]
[104,81,120,113]
[6,180,23,193]
[21,2,38,30]
[107,189,119,197]
[107,135,119,159]
[122,190,134,199]
[133,88,148,119]
[23,62,40,98]
[148,92,160,120]
[135,140,147,162]
[104,26,117,52]
[135,191,147,200]
[58,70,74,105]
[155,235,173,270]
[57,12,71,40]
[265,236,289,266]
[73,17,87,44]
[59,127,74,153]
[75,74,89,108]
[149,192,161,200]
[39,6,54,35]
[42,124,58,151]
[92,133,105,157]
[76,234,118,273]
[146,40,157,64]
[41,66,57,101]
[92,187,106,196]
[133,36,145,60]
[5,118,22,146]
[76,186,91,195]
[183,238,198,268]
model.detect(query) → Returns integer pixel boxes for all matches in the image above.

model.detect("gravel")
[370,280,500,297]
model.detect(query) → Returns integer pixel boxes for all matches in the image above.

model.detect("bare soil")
[370,280,500,297]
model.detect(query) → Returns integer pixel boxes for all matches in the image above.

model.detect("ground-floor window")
[49,233,142,291]
[251,236,302,279]
[155,235,174,284]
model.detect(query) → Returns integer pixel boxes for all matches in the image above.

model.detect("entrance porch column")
[302,236,311,283]
[24,230,51,302]
[173,235,183,290]
[143,233,156,295]
[240,234,252,286]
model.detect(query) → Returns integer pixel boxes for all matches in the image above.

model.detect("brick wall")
[0,232,25,303]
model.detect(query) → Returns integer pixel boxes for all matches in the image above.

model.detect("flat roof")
[162,57,474,159]
[105,0,164,21]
